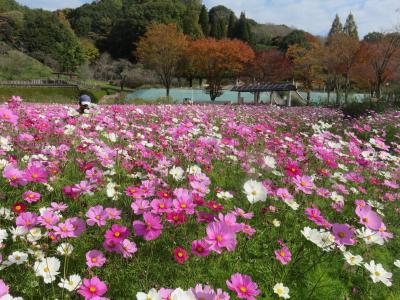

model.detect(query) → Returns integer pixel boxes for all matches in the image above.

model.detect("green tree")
[21,9,84,71]
[343,12,358,39]
[80,39,100,63]
[227,11,236,38]
[209,15,225,40]
[234,12,252,43]
[328,14,343,37]
[198,5,209,37]
[280,30,316,51]
[182,0,203,39]
[363,32,384,43]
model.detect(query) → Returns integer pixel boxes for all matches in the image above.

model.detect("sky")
[17,0,400,37]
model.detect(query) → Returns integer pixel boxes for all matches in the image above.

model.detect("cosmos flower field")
[0,96,399,299]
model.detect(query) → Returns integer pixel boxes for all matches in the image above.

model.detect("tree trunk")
[307,91,310,106]
[166,86,170,97]
[327,91,330,105]
[188,77,193,88]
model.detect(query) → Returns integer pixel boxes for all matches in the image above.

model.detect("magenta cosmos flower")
[2,165,27,186]
[173,247,189,264]
[332,223,356,245]
[24,163,48,183]
[0,106,18,125]
[226,273,260,300]
[104,224,129,243]
[78,276,108,299]
[205,221,237,254]
[23,190,41,203]
[132,212,163,241]
[191,239,210,257]
[16,212,38,230]
[86,250,106,268]
[275,244,292,265]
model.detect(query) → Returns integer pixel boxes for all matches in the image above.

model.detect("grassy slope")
[0,49,53,80]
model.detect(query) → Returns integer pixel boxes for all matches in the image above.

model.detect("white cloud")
[17,0,86,11]
[204,0,400,37]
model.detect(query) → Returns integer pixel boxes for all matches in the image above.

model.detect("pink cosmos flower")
[205,221,237,254]
[24,163,48,183]
[104,208,121,220]
[173,247,189,264]
[166,211,187,225]
[191,284,216,300]
[356,205,382,230]
[276,188,294,201]
[78,276,108,299]
[69,217,86,236]
[150,199,171,214]
[217,213,242,233]
[233,207,254,219]
[293,175,315,194]
[118,239,137,258]
[86,250,106,268]
[191,239,210,257]
[173,188,195,215]
[132,212,163,241]
[16,212,38,230]
[274,241,292,265]
[304,207,332,229]
[86,205,107,227]
[72,180,93,195]
[104,224,129,243]
[0,106,18,125]
[3,165,27,186]
[38,211,59,229]
[53,220,75,238]
[23,190,41,203]
[131,199,150,215]
[332,223,356,245]
[125,186,143,199]
[159,288,173,300]
[226,273,260,300]
[0,279,9,297]
[50,202,68,212]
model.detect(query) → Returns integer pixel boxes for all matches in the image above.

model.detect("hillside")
[0,42,52,80]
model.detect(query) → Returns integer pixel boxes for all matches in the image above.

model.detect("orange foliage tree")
[137,23,188,97]
[287,43,323,105]
[187,38,254,101]
[357,34,400,98]
[246,49,292,83]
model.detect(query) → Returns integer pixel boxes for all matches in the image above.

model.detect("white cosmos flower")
[273,283,290,299]
[34,257,61,283]
[356,227,384,245]
[216,191,233,200]
[170,288,196,300]
[394,260,400,268]
[57,243,74,256]
[58,274,82,292]
[187,165,202,175]
[27,228,42,243]
[136,288,161,300]
[0,229,8,243]
[264,155,277,169]
[0,208,13,220]
[343,251,363,266]
[364,260,392,286]
[243,180,267,204]
[301,227,335,251]
[285,200,299,210]
[10,226,28,241]
[169,166,184,181]
[8,251,28,265]
[272,219,281,227]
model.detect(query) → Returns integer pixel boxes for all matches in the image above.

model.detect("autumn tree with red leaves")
[187,38,254,100]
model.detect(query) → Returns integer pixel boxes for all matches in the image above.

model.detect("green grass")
[0,49,53,80]
[0,87,80,103]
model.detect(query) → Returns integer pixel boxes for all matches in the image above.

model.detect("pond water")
[127,88,368,104]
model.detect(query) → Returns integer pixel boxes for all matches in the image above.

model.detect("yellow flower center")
[216,235,222,242]
[240,286,247,293]
[89,286,96,293]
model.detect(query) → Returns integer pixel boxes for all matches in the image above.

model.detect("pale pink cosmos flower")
[293,175,315,194]
[23,190,41,203]
[86,250,106,268]
[86,205,108,227]
[332,223,356,245]
[205,221,237,254]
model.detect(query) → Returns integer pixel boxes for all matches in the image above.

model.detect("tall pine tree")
[234,12,252,43]
[227,11,236,38]
[198,5,209,37]
[343,12,359,39]
[328,14,343,37]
